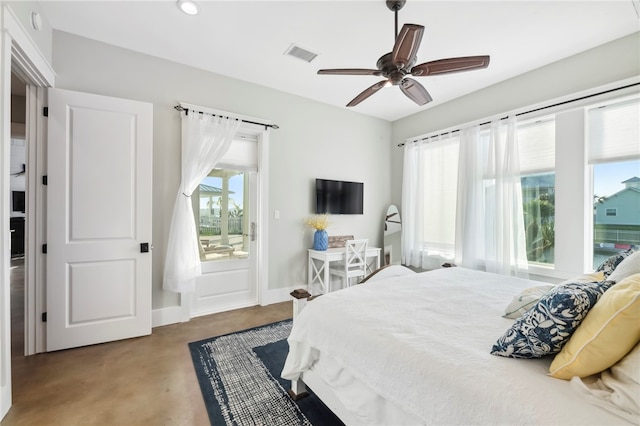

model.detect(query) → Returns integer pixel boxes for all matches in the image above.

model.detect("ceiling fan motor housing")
[377,52,415,85]
[386,0,406,12]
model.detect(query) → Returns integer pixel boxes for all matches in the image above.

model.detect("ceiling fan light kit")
[318,0,490,107]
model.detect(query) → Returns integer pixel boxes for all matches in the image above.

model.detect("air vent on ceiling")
[284,44,318,63]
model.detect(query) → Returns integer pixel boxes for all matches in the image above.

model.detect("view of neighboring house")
[594,176,640,251]
[595,176,640,226]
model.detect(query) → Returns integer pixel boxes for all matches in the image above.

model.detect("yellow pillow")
[549,273,640,380]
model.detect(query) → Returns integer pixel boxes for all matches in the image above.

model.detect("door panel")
[46,88,152,352]
[69,108,135,240]
[193,270,253,316]
[68,260,135,323]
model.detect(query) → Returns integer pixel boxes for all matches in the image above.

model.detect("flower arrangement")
[305,214,329,231]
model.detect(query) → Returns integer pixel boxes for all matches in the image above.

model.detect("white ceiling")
[36,1,639,122]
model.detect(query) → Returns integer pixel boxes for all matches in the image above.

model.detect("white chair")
[329,239,369,290]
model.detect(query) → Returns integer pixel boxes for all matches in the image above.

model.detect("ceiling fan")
[318,0,490,107]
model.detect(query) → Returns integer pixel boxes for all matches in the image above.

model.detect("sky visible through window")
[594,159,640,197]
[200,174,244,210]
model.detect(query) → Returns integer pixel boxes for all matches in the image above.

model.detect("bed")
[281,264,640,425]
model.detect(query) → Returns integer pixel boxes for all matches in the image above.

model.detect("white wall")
[51,31,392,310]
[390,32,640,208]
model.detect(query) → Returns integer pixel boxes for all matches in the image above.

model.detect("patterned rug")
[189,319,344,426]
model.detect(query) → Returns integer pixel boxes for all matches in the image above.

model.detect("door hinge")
[42,175,48,185]
[43,107,49,117]
[42,312,47,322]
[42,244,47,254]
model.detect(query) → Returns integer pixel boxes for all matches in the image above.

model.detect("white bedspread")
[282,267,631,425]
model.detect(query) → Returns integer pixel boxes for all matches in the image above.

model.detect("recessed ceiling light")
[177,0,199,15]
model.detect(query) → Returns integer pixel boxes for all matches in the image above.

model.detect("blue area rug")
[189,319,344,426]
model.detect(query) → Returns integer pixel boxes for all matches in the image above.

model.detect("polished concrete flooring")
[3,258,293,425]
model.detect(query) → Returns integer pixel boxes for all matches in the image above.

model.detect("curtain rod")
[397,81,639,147]
[174,105,280,130]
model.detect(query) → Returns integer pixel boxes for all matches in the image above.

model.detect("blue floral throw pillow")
[491,280,613,358]
[596,249,634,278]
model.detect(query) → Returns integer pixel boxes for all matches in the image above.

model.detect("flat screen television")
[315,178,363,215]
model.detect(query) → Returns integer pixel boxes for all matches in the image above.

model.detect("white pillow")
[570,342,640,423]
[503,273,605,320]
[602,342,640,417]
[608,250,640,283]
[503,284,555,319]
[362,265,416,283]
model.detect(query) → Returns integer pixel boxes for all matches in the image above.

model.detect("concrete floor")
[4,258,292,425]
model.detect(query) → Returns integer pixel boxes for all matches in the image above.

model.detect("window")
[402,134,459,269]
[592,159,640,267]
[420,136,459,264]
[517,118,555,265]
[404,89,639,278]
[194,134,258,263]
[196,169,249,262]
[589,97,640,269]
[521,173,555,264]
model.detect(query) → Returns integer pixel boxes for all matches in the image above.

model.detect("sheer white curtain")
[402,138,425,268]
[402,135,460,269]
[163,112,240,293]
[455,116,529,277]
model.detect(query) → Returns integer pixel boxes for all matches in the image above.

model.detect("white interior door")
[46,88,153,352]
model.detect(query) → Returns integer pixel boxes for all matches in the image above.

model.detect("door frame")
[1,3,55,419]
[24,85,47,354]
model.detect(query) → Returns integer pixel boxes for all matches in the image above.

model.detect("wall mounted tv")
[315,178,363,215]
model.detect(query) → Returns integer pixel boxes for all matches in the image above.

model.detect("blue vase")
[313,229,328,251]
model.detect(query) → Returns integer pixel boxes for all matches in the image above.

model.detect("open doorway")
[2,5,55,418]
[9,73,27,363]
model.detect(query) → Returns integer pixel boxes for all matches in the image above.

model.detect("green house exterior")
[595,177,640,226]
[594,177,640,251]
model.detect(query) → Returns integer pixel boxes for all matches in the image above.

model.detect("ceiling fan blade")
[400,78,432,106]
[411,55,490,76]
[391,24,424,69]
[318,68,383,76]
[347,80,389,107]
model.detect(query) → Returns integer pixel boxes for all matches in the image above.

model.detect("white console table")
[308,247,381,294]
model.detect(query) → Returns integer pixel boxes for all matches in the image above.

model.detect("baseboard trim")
[152,306,183,328]
[190,301,258,319]
[261,285,308,306]
[152,285,307,327]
